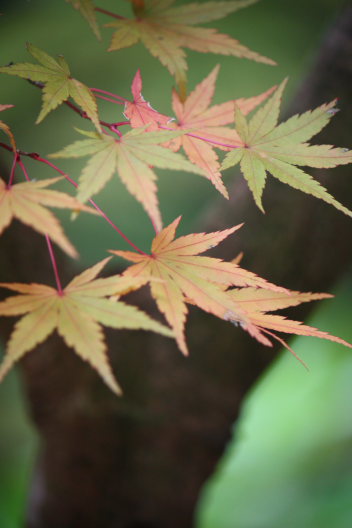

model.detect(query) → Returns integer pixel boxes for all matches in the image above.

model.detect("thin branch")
[112,121,130,127]
[63,100,116,131]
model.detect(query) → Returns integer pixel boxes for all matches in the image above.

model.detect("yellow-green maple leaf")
[66,0,101,39]
[0,176,96,258]
[50,127,205,231]
[0,43,101,131]
[221,79,352,215]
[0,257,173,394]
[106,0,274,86]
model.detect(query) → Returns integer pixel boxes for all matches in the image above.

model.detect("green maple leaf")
[50,127,205,231]
[106,0,274,86]
[221,79,352,216]
[0,43,101,132]
[0,257,173,395]
[66,0,101,39]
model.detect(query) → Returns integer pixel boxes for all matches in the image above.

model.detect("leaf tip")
[326,108,339,116]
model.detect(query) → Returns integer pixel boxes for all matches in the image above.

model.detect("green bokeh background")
[0,1,351,526]
[196,276,352,528]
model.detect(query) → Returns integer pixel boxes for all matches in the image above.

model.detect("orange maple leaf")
[124,69,172,131]
[226,288,352,365]
[111,218,352,360]
[110,217,287,355]
[0,176,96,258]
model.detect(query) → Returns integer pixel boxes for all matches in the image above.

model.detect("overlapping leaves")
[164,65,275,197]
[124,69,171,130]
[111,217,286,354]
[222,79,352,215]
[0,43,101,131]
[0,257,173,394]
[111,218,352,359]
[50,127,205,231]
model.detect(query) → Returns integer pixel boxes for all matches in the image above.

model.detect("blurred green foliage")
[0,1,349,526]
[196,274,352,528]
[0,354,37,528]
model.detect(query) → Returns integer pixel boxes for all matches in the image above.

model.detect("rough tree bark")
[1,7,352,528]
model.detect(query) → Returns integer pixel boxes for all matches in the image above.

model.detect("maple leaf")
[106,0,275,86]
[110,217,288,355]
[226,287,352,363]
[124,69,172,131]
[50,127,205,232]
[124,70,171,132]
[0,176,96,258]
[66,0,101,39]
[0,104,16,151]
[0,43,101,132]
[164,65,276,198]
[0,257,173,394]
[221,79,352,215]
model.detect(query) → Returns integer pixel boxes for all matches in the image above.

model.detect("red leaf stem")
[94,7,125,20]
[7,151,19,188]
[159,125,241,150]
[90,88,129,104]
[45,234,63,295]
[17,157,31,181]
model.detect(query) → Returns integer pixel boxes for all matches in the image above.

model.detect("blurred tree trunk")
[1,6,352,528]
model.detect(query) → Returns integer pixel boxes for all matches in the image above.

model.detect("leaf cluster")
[0,1,351,394]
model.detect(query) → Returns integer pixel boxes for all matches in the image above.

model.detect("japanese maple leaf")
[0,104,16,151]
[124,69,172,131]
[226,288,352,362]
[0,176,96,258]
[50,127,204,232]
[66,0,101,39]
[163,65,276,198]
[0,43,101,132]
[106,0,274,86]
[0,258,173,394]
[221,79,352,215]
[110,217,287,355]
